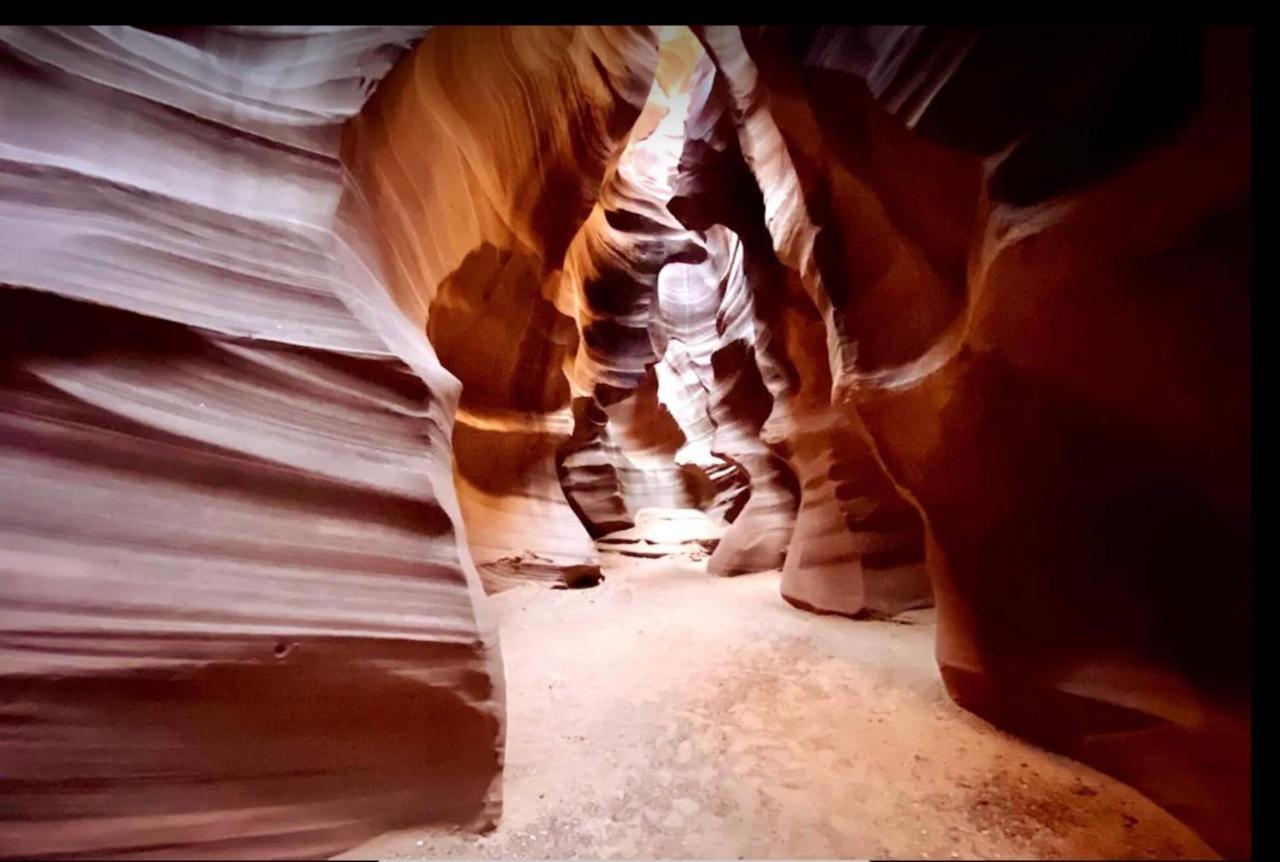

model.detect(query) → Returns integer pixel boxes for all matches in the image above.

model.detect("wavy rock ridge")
[341,26,660,593]
[698,24,1252,858]
[0,24,1251,860]
[0,25,503,860]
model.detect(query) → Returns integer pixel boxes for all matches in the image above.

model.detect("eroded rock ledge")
[0,24,1251,860]
[0,25,502,859]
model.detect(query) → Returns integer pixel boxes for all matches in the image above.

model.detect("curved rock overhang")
[0,24,1252,860]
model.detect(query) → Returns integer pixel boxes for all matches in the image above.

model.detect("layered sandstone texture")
[341,26,661,592]
[667,43,931,614]
[0,23,1252,862]
[697,24,1252,859]
[0,25,510,859]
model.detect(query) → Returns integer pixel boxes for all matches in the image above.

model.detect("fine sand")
[341,553,1216,860]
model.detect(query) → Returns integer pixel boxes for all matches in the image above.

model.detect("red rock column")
[702,24,1252,857]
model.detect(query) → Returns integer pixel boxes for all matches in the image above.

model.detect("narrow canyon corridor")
[345,554,1213,861]
[0,23,1252,862]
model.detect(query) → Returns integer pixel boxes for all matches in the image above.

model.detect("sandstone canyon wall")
[339,26,659,592]
[0,25,509,859]
[553,34,803,570]
[668,47,933,616]
[698,24,1252,858]
[0,24,1252,861]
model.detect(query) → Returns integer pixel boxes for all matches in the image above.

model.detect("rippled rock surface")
[701,24,1252,858]
[0,26,507,859]
[0,24,1251,860]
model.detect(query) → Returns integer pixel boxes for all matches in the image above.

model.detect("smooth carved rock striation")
[341,26,660,591]
[0,24,1251,861]
[554,31,738,549]
[669,41,928,609]
[556,31,802,567]
[0,25,506,860]
[701,24,1251,858]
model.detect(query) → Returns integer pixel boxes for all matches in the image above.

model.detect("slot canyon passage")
[0,23,1252,862]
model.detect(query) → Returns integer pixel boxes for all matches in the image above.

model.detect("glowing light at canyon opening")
[0,24,1251,861]
[591,26,730,549]
[623,26,704,203]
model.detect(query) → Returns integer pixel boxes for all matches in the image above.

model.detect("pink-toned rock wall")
[0,24,1251,860]
[701,24,1251,858]
[669,46,930,611]
[341,26,659,591]
[555,34,804,568]
[0,26,505,859]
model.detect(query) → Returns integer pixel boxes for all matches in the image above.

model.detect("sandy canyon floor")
[341,554,1216,860]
